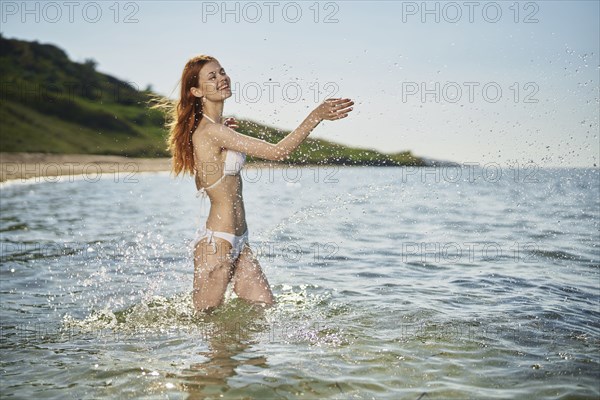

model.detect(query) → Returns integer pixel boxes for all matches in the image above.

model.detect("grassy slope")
[0,34,424,165]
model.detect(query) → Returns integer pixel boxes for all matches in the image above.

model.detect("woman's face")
[196,60,232,101]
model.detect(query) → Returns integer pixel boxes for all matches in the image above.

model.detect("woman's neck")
[202,102,224,123]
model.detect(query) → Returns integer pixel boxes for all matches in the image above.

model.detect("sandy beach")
[0,153,282,183]
[0,152,173,183]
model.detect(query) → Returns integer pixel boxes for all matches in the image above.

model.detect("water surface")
[1,166,598,399]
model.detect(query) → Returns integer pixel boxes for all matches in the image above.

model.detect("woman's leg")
[193,236,234,312]
[232,243,275,306]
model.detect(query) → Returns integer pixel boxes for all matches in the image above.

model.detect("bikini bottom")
[190,225,249,262]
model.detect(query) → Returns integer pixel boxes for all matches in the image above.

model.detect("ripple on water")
[61,283,350,348]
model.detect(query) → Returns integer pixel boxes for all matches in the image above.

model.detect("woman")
[163,55,354,312]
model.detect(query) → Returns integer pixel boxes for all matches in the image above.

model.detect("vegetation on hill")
[0,34,424,166]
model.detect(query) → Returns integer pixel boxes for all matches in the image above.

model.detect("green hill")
[0,34,424,166]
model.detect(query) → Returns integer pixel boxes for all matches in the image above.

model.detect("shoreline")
[0,152,331,183]
[1,153,592,184]
[0,152,173,183]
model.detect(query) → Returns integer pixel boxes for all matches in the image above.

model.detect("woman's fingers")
[325,98,353,109]
[326,97,351,103]
[328,99,354,111]
[224,117,239,129]
[335,103,354,113]
[334,111,350,120]
[327,99,354,120]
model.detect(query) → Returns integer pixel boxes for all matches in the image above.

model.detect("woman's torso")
[192,122,247,235]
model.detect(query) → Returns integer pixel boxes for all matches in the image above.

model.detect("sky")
[1,0,599,167]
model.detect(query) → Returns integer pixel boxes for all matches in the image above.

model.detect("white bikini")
[195,149,246,199]
[190,114,249,262]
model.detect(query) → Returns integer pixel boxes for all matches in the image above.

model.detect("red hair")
[151,55,217,177]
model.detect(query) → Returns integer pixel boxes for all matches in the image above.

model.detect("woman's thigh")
[232,243,275,305]
[193,237,235,311]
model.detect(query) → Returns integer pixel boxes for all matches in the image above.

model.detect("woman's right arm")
[206,98,354,161]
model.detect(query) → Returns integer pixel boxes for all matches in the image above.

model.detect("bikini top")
[196,149,246,198]
[196,114,246,198]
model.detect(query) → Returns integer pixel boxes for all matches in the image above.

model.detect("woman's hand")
[223,117,239,130]
[312,98,354,122]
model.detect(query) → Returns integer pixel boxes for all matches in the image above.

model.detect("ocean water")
[0,165,598,399]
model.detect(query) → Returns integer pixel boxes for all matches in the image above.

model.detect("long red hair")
[151,55,217,177]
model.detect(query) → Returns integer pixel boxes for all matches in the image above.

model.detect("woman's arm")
[207,98,354,161]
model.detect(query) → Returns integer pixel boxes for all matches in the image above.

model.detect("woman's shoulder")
[192,121,214,145]
[194,118,227,138]
[192,124,224,156]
